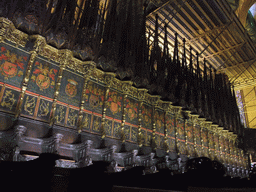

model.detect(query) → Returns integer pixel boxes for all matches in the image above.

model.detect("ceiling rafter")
[205,42,245,59]
[147,0,256,87]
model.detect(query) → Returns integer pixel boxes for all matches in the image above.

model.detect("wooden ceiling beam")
[147,0,171,17]
[195,0,224,25]
[220,58,256,71]
[234,79,256,90]
[204,42,245,59]
[148,8,230,70]
[189,0,217,28]
[182,1,211,30]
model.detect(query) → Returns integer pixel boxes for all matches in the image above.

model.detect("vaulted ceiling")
[146,0,256,129]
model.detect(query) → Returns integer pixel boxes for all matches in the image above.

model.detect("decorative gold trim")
[120,81,132,143]
[151,95,161,150]
[0,17,28,47]
[15,35,46,119]
[77,61,96,133]
[49,49,72,126]
[161,101,172,153]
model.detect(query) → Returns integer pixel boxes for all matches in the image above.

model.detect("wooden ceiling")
[146,0,256,90]
[145,0,256,129]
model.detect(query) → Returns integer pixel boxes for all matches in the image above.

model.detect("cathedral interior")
[1,0,256,190]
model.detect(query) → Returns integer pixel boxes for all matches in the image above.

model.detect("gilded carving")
[121,81,133,95]
[105,119,113,136]
[131,128,137,142]
[40,45,60,63]
[137,101,143,147]
[38,100,50,117]
[124,126,130,140]
[15,35,46,119]
[67,109,78,127]
[91,68,105,83]
[0,18,28,46]
[1,90,16,110]
[55,105,66,124]
[83,61,96,77]
[24,96,36,115]
[93,116,101,132]
[31,35,46,53]
[104,72,116,87]
[82,113,90,128]
[137,89,148,101]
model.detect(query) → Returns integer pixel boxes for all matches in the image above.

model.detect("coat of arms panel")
[0,44,29,88]
[166,114,175,138]
[155,109,164,134]
[105,89,123,120]
[58,70,84,107]
[177,119,185,141]
[84,81,104,114]
[141,103,152,129]
[125,96,138,126]
[27,58,59,99]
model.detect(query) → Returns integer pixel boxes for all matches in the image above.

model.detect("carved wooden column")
[211,124,219,160]
[227,132,233,166]
[49,50,72,126]
[172,106,182,155]
[191,115,199,157]
[230,133,236,166]
[232,134,238,168]
[101,73,116,142]
[198,118,206,157]
[15,35,46,119]
[77,61,96,133]
[217,127,224,162]
[162,102,172,153]
[205,121,212,159]
[137,89,148,148]
[151,95,161,151]
[222,130,229,165]
[183,110,191,157]
[120,81,133,144]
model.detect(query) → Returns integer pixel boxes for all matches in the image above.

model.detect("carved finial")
[121,81,133,94]
[105,72,116,87]
[138,88,148,101]
[83,61,96,77]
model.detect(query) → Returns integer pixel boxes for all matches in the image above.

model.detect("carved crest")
[65,79,78,97]
[0,47,26,79]
[31,61,57,90]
